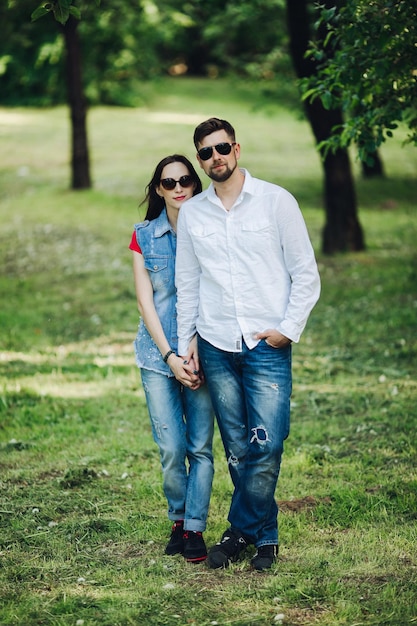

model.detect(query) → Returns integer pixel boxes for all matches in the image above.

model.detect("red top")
[129,231,141,254]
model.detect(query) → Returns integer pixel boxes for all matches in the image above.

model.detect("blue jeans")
[140,369,214,532]
[198,336,292,547]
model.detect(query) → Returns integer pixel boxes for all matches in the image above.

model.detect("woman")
[129,155,214,563]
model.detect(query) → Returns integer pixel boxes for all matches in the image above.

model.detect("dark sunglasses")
[197,142,236,161]
[159,175,194,190]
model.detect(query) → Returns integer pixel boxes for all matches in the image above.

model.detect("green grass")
[1,77,416,625]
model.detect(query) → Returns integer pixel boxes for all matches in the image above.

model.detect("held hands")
[167,354,201,389]
[166,336,202,389]
[254,329,292,349]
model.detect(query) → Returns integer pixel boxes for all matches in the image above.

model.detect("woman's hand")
[176,335,205,389]
[167,354,201,389]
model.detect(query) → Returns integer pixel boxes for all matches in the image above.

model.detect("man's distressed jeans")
[198,336,292,547]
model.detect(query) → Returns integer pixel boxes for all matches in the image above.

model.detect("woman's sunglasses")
[159,175,194,191]
[197,142,236,161]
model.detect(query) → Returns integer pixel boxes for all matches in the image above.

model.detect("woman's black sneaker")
[165,520,184,555]
[207,528,247,569]
[250,544,278,571]
[183,531,207,563]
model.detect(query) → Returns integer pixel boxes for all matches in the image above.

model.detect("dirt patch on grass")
[278,495,331,513]
[284,605,331,624]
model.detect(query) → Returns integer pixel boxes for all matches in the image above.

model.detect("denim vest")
[133,208,177,376]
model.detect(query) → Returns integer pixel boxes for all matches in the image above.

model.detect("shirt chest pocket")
[144,255,171,290]
[241,219,271,236]
[190,225,219,261]
[240,219,274,255]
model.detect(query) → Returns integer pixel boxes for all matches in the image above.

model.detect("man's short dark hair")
[193,118,236,148]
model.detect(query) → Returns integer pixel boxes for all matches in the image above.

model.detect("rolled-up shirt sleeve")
[277,191,321,343]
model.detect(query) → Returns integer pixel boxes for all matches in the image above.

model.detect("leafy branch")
[301,1,417,161]
[31,0,100,24]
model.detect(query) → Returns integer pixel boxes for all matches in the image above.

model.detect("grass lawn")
[0,77,416,625]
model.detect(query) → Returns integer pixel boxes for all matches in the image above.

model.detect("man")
[175,117,320,571]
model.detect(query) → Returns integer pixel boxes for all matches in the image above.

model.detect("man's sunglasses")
[159,175,194,191]
[197,142,236,161]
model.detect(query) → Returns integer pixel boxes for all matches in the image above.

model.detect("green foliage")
[1,0,292,106]
[0,85,416,624]
[1,0,162,106]
[77,0,163,105]
[302,0,417,162]
[151,0,289,77]
[0,0,66,106]
[31,0,98,24]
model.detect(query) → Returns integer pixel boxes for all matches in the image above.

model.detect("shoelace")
[183,531,202,540]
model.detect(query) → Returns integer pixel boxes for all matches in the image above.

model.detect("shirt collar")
[206,168,255,205]
[240,168,256,194]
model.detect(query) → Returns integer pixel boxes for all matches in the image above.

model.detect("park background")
[1,2,416,625]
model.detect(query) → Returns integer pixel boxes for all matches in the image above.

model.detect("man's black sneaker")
[165,520,184,555]
[251,544,278,571]
[183,531,207,563]
[207,528,247,569]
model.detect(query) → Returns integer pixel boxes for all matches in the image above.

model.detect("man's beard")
[208,161,237,183]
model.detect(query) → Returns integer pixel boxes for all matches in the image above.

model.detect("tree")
[31,0,96,189]
[286,0,365,253]
[26,0,152,188]
[303,0,417,162]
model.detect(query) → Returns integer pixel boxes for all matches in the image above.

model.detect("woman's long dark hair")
[141,155,202,221]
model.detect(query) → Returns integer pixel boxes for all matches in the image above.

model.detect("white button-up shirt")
[176,169,320,354]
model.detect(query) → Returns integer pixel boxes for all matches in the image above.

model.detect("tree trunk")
[361,151,385,178]
[305,99,365,253]
[62,16,91,189]
[286,0,365,253]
